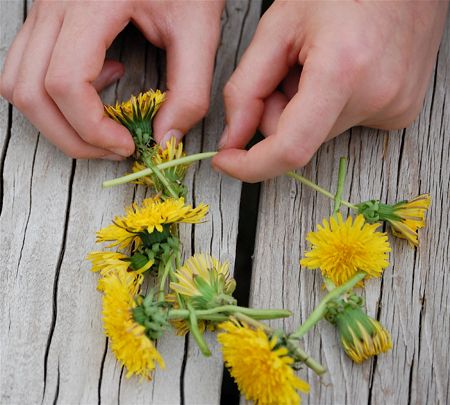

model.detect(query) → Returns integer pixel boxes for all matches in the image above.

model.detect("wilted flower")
[301,214,391,286]
[328,300,392,363]
[218,320,309,405]
[357,194,431,247]
[100,269,164,379]
[170,254,236,309]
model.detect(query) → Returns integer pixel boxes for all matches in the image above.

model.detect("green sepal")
[357,200,402,223]
[132,290,170,340]
[129,252,151,271]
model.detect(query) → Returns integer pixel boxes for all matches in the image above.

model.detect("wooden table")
[1,1,449,404]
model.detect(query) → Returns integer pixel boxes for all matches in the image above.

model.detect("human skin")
[0,0,224,160]
[213,0,449,182]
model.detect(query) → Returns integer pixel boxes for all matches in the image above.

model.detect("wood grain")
[0,1,261,404]
[249,11,450,405]
[2,1,449,404]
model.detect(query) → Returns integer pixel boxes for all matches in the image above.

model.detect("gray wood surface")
[249,11,450,405]
[1,1,449,405]
[1,1,260,404]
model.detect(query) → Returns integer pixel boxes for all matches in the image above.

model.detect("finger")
[0,5,37,100]
[12,10,123,160]
[45,4,134,157]
[213,58,352,182]
[219,10,297,150]
[152,24,221,145]
[259,91,289,136]
[92,60,124,92]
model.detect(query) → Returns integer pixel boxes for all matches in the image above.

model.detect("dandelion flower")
[358,194,431,247]
[170,254,236,309]
[86,251,130,277]
[104,89,165,140]
[301,214,390,286]
[100,269,164,379]
[96,197,208,248]
[218,320,309,404]
[333,304,392,363]
[131,138,188,190]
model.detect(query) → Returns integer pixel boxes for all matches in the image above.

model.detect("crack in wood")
[0,104,13,217]
[42,159,76,401]
[97,338,109,405]
[16,134,40,278]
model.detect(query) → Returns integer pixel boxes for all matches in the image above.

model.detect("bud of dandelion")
[357,194,431,247]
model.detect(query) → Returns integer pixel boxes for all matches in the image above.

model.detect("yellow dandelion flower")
[86,251,130,277]
[131,138,188,187]
[96,197,208,249]
[104,89,165,140]
[170,254,236,309]
[86,251,154,283]
[334,304,392,363]
[218,320,309,405]
[100,269,165,379]
[358,194,431,247]
[300,214,390,286]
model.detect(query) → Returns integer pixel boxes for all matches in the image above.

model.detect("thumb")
[152,27,220,145]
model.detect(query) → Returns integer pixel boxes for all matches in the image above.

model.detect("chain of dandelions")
[89,89,328,393]
[90,89,431,404]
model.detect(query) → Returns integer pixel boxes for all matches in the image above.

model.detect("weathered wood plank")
[249,11,450,405]
[181,1,262,404]
[1,2,261,404]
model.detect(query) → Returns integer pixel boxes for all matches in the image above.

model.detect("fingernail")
[101,153,126,161]
[218,126,228,150]
[160,129,183,148]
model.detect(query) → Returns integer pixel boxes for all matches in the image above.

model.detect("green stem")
[103,152,218,188]
[168,306,291,321]
[145,157,178,199]
[290,272,366,340]
[286,171,357,210]
[234,312,272,331]
[187,303,211,356]
[289,343,327,375]
[158,256,173,302]
[323,277,336,292]
[333,157,347,215]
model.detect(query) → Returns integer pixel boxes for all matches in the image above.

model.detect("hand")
[213,0,449,182]
[0,0,224,159]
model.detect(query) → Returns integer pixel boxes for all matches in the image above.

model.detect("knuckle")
[280,142,312,169]
[44,72,71,96]
[0,79,14,102]
[367,80,402,113]
[224,79,239,101]
[12,85,37,110]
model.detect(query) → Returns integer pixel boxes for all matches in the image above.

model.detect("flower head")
[96,197,208,249]
[301,214,390,286]
[87,251,130,277]
[100,269,164,379]
[218,320,309,405]
[357,194,431,247]
[104,89,165,145]
[86,251,154,286]
[131,137,189,195]
[330,303,392,363]
[170,254,236,309]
